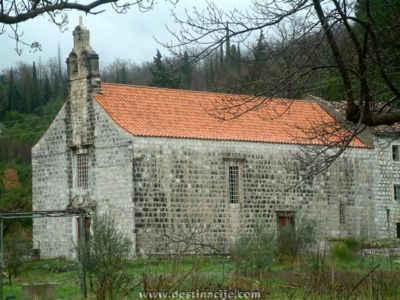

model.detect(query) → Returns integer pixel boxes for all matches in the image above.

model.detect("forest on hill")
[0,0,399,223]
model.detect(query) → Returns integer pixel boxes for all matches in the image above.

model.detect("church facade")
[32,22,400,258]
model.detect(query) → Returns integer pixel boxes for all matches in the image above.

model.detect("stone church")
[32,21,400,258]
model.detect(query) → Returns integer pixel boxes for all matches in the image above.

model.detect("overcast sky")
[0,0,250,70]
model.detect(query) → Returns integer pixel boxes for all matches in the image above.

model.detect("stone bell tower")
[65,18,98,210]
[66,17,100,147]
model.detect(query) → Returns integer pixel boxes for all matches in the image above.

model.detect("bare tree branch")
[0,0,178,53]
[162,0,400,128]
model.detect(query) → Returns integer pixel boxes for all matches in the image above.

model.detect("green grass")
[3,255,400,299]
[332,254,400,272]
[3,259,81,299]
[3,257,232,299]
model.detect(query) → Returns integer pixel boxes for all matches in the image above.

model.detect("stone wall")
[33,18,137,257]
[92,101,136,255]
[372,136,400,239]
[32,99,136,258]
[32,105,73,258]
[34,92,395,258]
[363,247,400,256]
[33,97,388,258]
[131,137,376,255]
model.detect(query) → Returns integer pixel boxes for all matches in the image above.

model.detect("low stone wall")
[22,283,57,300]
[362,247,400,256]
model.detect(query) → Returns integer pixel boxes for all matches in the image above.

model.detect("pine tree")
[149,50,165,87]
[149,50,179,88]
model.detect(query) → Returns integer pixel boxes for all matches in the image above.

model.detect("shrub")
[232,221,276,278]
[277,218,316,265]
[330,238,362,262]
[83,213,134,300]
[331,241,351,261]
[4,235,23,285]
[344,238,361,253]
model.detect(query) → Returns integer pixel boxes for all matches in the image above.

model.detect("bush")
[4,235,23,285]
[330,238,361,262]
[344,238,361,253]
[277,218,316,265]
[232,221,276,278]
[83,214,134,300]
[331,241,351,261]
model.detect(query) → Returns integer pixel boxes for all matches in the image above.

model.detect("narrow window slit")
[77,153,88,189]
[229,165,239,204]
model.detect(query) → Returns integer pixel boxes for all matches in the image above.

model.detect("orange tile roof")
[94,83,367,148]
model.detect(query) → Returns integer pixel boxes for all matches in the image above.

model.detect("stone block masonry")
[132,137,376,254]
[32,19,400,259]
[33,98,378,257]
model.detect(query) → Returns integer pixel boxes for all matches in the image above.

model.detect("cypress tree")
[120,65,128,84]
[230,44,241,73]
[252,31,268,81]
[179,51,192,89]
[219,41,224,69]
[0,76,8,118]
[7,68,20,112]
[42,74,52,104]
[32,62,41,109]
[225,24,231,66]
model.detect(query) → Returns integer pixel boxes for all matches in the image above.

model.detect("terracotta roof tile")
[94,83,367,148]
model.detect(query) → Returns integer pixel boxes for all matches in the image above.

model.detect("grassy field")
[3,254,400,299]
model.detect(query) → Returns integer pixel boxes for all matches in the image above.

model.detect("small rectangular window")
[397,223,400,239]
[228,164,239,204]
[77,153,88,189]
[339,202,345,224]
[393,145,400,161]
[394,185,400,201]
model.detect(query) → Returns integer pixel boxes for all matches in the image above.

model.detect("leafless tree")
[155,214,225,256]
[164,0,400,126]
[160,0,400,178]
[0,0,178,54]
